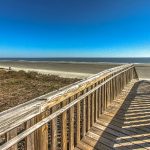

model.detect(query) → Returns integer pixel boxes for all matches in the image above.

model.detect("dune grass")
[0,69,79,112]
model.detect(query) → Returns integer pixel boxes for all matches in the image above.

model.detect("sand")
[0,61,149,79]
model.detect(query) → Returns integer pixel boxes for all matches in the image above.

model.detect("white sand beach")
[0,61,150,79]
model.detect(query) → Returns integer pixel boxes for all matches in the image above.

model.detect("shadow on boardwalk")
[77,80,150,150]
[93,80,150,149]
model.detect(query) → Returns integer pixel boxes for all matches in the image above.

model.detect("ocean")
[0,57,150,64]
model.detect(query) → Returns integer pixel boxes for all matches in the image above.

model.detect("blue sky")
[0,0,150,57]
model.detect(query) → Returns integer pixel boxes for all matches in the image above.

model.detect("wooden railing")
[0,64,138,150]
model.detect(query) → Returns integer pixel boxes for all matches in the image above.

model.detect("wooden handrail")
[0,64,131,135]
[0,64,138,150]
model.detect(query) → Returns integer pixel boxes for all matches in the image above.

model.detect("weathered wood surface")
[0,64,132,136]
[75,79,150,150]
[0,64,138,150]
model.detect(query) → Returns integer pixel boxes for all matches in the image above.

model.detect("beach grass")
[0,69,79,112]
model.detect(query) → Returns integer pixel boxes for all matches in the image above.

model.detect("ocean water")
[0,57,150,64]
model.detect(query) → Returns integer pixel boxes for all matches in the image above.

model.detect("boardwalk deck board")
[75,80,150,150]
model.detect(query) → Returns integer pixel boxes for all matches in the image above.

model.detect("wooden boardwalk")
[1,64,149,150]
[75,80,150,150]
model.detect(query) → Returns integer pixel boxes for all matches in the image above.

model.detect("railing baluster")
[104,78,107,110]
[107,80,110,106]
[99,83,102,116]
[69,96,75,150]
[51,106,57,150]
[116,76,118,97]
[87,86,91,131]
[101,80,105,114]
[111,77,113,101]
[35,112,48,150]
[61,101,67,150]
[111,77,114,101]
[82,90,86,138]
[26,118,35,150]
[106,81,109,108]
[7,129,17,150]
[91,85,95,126]
[76,93,81,144]
[95,83,99,122]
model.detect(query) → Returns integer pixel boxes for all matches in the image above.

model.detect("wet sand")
[0,61,149,79]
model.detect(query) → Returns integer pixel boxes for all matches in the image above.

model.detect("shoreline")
[1,59,150,65]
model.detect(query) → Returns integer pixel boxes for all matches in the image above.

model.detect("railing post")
[114,76,117,98]
[26,118,35,150]
[69,96,75,150]
[104,79,107,110]
[91,85,95,126]
[95,82,99,122]
[87,86,91,131]
[98,82,102,116]
[35,112,48,150]
[82,90,86,138]
[61,101,67,150]
[6,129,17,150]
[51,106,58,150]
[108,80,111,106]
[76,93,81,145]
[101,80,105,114]
[110,77,113,102]
[105,81,108,108]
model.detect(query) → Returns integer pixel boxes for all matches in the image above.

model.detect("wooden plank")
[103,114,150,135]
[89,127,129,150]
[26,118,35,150]
[82,136,113,150]
[86,131,126,150]
[105,82,108,108]
[95,83,98,122]
[51,106,57,150]
[96,119,150,149]
[82,90,87,138]
[61,101,67,150]
[104,80,107,110]
[101,84,105,113]
[69,97,75,150]
[87,87,91,131]
[98,85,102,116]
[76,93,81,144]
[94,122,145,149]
[109,79,112,104]
[76,140,97,150]
[0,107,40,137]
[107,80,110,108]
[74,147,81,150]
[35,112,48,150]
[112,78,115,100]
[89,126,142,150]
[6,129,17,150]
[91,85,95,126]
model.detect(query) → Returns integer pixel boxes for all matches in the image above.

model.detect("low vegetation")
[0,69,79,112]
